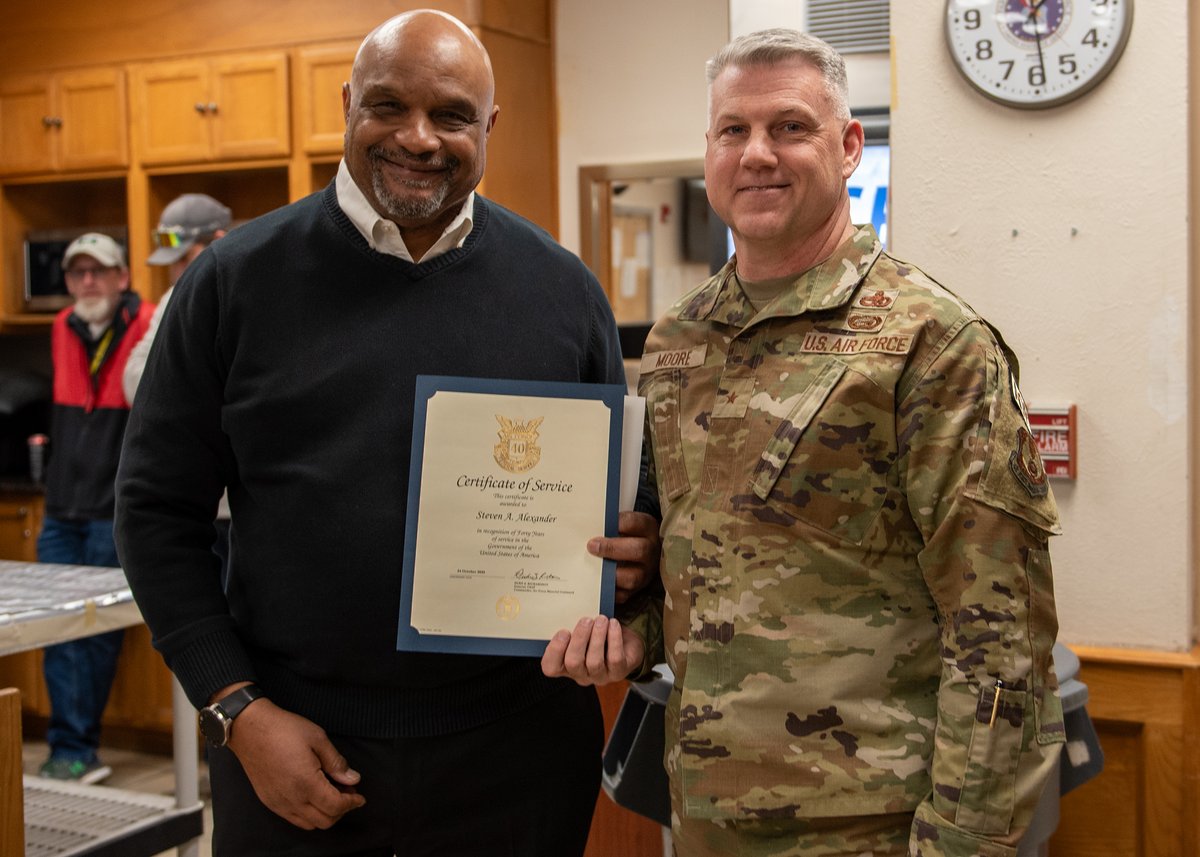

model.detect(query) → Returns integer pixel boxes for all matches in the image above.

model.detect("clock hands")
[1028,0,1048,86]
[947,0,1129,107]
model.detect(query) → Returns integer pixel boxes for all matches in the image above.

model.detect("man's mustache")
[368,146,459,173]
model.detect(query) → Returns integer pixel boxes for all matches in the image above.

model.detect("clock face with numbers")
[944,0,1134,108]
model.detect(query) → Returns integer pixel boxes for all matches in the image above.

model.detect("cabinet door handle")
[195,102,208,114]
[207,102,218,114]
[42,116,58,128]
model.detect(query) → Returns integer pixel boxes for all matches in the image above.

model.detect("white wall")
[555,0,729,256]
[729,0,890,109]
[890,3,1192,650]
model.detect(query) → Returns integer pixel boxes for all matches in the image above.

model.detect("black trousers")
[209,683,603,857]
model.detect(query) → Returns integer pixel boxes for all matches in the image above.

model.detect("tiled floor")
[21,739,213,856]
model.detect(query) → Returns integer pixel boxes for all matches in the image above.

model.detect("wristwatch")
[198,684,265,747]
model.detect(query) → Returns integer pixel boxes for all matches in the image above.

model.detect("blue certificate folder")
[397,375,625,657]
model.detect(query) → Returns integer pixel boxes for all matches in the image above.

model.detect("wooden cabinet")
[132,51,290,165]
[0,494,41,561]
[0,67,128,175]
[293,43,355,156]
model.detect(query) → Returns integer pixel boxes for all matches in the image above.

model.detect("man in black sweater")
[114,10,657,856]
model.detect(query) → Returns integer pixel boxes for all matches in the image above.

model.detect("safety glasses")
[151,228,187,249]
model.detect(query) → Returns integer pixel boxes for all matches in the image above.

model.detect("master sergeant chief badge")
[853,288,898,310]
[1010,426,1049,498]
[494,415,543,473]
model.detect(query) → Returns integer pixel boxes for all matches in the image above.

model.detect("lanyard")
[89,327,115,376]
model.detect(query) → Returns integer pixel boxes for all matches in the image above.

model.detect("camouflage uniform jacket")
[632,226,1065,856]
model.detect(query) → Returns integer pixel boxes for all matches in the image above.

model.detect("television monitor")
[23,226,129,313]
[848,141,889,247]
[681,178,712,264]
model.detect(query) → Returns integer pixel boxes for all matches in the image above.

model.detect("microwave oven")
[23,226,128,313]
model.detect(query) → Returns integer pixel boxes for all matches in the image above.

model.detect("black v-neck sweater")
[115,185,625,737]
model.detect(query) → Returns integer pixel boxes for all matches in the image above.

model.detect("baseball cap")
[147,193,233,266]
[63,233,127,270]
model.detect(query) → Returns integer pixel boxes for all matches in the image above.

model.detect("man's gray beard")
[370,168,451,222]
[72,295,118,326]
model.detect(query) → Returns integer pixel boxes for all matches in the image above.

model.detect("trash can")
[601,643,1104,851]
[601,665,673,828]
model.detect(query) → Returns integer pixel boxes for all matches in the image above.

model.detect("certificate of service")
[397,376,625,656]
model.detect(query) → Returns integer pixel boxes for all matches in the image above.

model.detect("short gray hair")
[706,29,850,120]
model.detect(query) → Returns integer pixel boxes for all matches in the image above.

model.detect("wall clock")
[944,0,1134,108]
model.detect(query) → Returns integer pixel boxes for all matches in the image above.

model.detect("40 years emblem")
[494,415,543,473]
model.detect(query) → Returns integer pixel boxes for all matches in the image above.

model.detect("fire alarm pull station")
[1027,405,1076,480]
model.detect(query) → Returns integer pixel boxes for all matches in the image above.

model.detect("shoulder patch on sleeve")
[967,350,1062,535]
[1009,426,1049,498]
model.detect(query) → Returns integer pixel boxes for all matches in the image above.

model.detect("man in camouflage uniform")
[544,28,1064,857]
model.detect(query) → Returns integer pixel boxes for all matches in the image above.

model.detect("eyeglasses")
[65,265,119,282]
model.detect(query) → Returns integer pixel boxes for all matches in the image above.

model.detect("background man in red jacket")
[37,231,154,783]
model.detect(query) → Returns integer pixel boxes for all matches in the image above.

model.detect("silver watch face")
[198,705,231,746]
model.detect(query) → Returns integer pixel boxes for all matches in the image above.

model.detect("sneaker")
[38,757,112,785]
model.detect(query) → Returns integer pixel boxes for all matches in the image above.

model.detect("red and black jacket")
[46,291,154,520]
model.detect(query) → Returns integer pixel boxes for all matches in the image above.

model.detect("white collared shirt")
[335,160,474,263]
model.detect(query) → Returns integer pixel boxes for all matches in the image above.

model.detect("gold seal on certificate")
[397,376,626,656]
[493,416,542,473]
[495,594,521,620]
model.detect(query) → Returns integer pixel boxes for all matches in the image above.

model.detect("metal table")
[0,560,203,857]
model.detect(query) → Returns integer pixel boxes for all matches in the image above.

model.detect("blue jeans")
[37,516,125,763]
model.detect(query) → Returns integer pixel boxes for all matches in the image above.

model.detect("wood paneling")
[478,28,556,235]
[1049,645,1200,857]
[0,0,556,75]
[0,687,22,857]
[480,0,551,42]
[0,0,471,75]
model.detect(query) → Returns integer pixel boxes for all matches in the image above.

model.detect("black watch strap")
[200,684,265,747]
[217,684,264,720]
